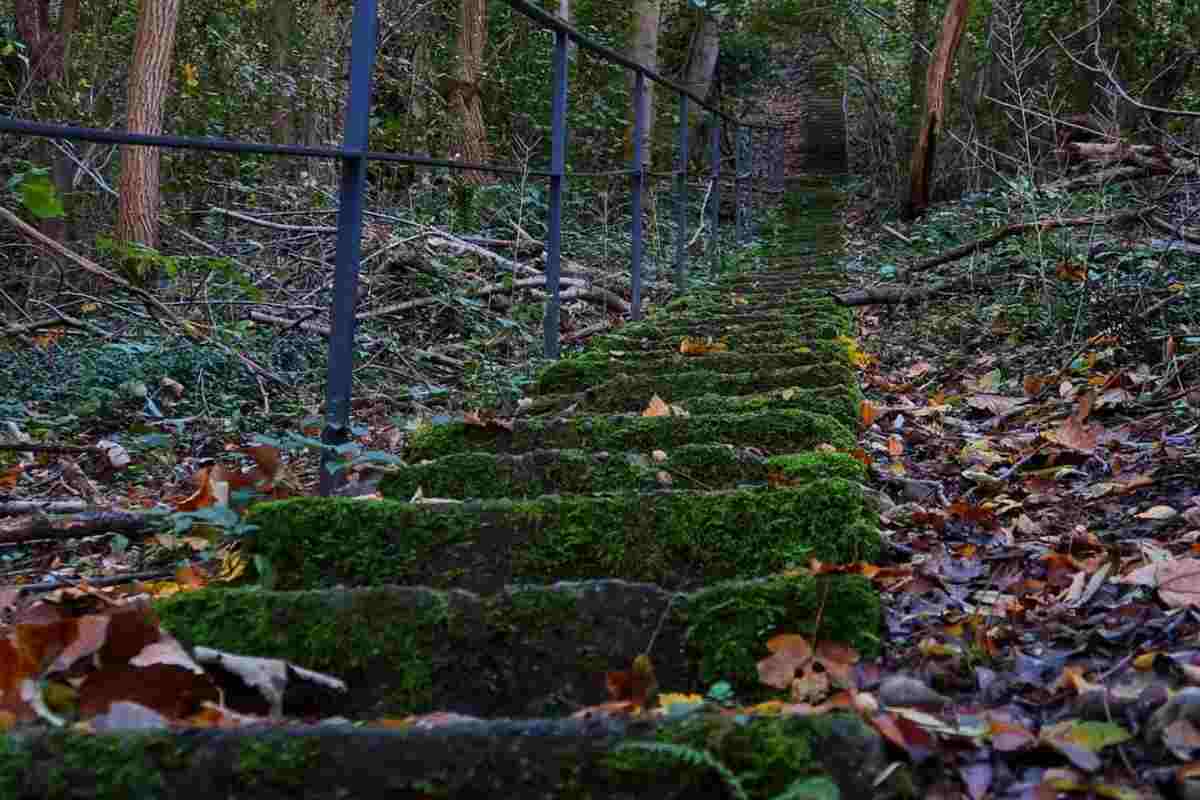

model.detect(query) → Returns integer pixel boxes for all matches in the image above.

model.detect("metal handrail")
[0,0,790,495]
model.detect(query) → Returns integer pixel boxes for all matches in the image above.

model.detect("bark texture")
[117,0,182,249]
[905,0,969,220]
[628,0,662,170]
[451,0,491,183]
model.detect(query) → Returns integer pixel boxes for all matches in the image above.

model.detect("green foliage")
[615,741,749,800]
[6,165,64,219]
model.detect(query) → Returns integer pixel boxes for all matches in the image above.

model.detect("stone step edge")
[245,481,881,594]
[405,405,857,463]
[378,447,868,501]
[154,576,880,720]
[1,711,896,800]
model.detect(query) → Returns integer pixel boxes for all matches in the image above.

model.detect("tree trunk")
[450,0,490,183]
[684,11,720,103]
[268,0,295,145]
[628,0,661,171]
[117,0,182,250]
[13,0,80,246]
[904,0,969,220]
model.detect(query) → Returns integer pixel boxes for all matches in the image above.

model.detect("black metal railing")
[0,0,787,494]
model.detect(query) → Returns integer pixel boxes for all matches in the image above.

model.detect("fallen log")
[0,510,157,544]
[903,208,1145,273]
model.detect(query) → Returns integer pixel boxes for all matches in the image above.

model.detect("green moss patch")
[519,382,860,429]
[571,365,857,416]
[766,451,867,484]
[407,407,855,462]
[610,309,848,340]
[611,712,886,799]
[156,576,878,719]
[245,480,880,593]
[379,446,863,500]
[588,329,855,356]
[535,342,851,395]
[593,314,852,347]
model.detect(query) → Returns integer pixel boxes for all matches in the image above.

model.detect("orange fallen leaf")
[643,395,671,418]
[679,337,728,356]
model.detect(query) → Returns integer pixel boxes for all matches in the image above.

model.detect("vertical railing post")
[543,28,569,359]
[673,92,689,293]
[320,0,378,496]
[735,125,748,244]
[732,124,742,245]
[630,71,646,321]
[771,127,784,195]
[708,114,721,273]
[746,127,756,241]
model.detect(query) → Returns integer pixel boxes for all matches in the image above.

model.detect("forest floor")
[836,183,1200,798]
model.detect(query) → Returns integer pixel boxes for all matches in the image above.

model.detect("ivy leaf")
[13,170,65,220]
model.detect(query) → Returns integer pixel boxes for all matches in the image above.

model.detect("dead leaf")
[643,395,671,418]
[860,400,879,429]
[679,337,728,356]
[1120,557,1200,607]
[605,654,658,709]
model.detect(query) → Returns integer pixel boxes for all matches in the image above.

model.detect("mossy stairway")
[2,179,895,799]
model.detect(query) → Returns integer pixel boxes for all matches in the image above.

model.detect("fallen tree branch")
[0,510,157,544]
[1041,165,1155,193]
[0,443,101,454]
[905,208,1146,273]
[0,500,90,516]
[359,274,628,320]
[1148,215,1200,244]
[0,206,181,330]
[0,206,289,385]
[14,568,174,595]
[209,207,337,234]
[835,261,1019,306]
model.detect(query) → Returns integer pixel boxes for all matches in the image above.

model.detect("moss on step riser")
[587,330,854,356]
[593,315,851,345]
[154,575,879,718]
[379,447,866,500]
[245,481,881,594]
[615,309,848,335]
[524,382,861,427]
[0,710,891,798]
[535,342,850,395]
[407,407,855,462]
[571,365,857,413]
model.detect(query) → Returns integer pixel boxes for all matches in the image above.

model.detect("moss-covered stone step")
[594,315,852,346]
[522,381,861,425]
[245,482,881,593]
[380,446,867,500]
[0,712,895,799]
[407,407,855,462]
[587,329,855,356]
[634,309,846,332]
[156,575,880,719]
[534,365,858,417]
[534,343,850,395]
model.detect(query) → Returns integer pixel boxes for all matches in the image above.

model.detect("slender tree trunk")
[905,0,970,220]
[268,0,296,145]
[13,0,80,245]
[117,0,182,250]
[450,0,490,183]
[628,0,661,171]
[901,0,930,171]
[684,11,720,103]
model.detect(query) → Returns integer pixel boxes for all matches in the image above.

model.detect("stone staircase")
[2,178,898,799]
